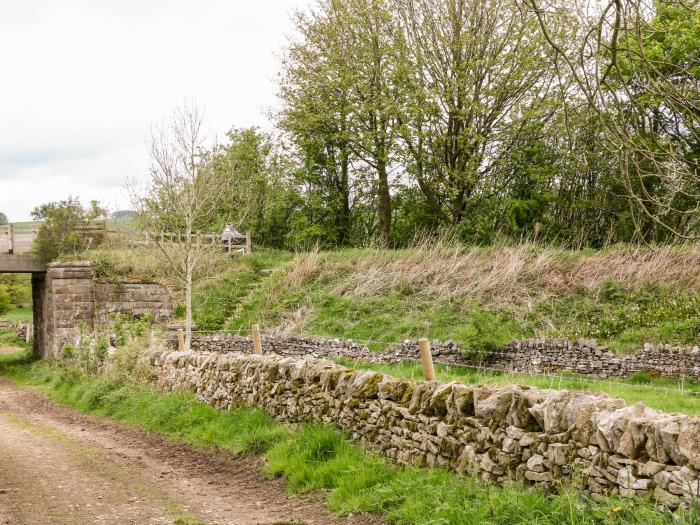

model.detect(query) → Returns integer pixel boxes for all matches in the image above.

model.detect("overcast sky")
[0,0,311,222]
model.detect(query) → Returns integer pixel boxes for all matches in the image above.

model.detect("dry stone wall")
[155,350,700,508]
[170,333,700,381]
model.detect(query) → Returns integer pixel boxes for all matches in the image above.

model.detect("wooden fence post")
[251,324,263,355]
[7,224,13,254]
[177,329,185,352]
[245,232,252,254]
[418,338,435,381]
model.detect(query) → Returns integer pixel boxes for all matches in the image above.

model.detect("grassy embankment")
[66,243,700,412]
[226,243,700,354]
[80,242,700,354]
[0,342,695,525]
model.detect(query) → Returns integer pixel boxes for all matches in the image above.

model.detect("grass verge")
[0,351,696,525]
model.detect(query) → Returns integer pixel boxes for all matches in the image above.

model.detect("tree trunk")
[184,265,193,351]
[377,159,392,247]
[339,142,351,245]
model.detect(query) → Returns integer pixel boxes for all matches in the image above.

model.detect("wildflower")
[613,506,622,513]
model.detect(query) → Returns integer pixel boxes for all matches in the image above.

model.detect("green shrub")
[94,336,110,364]
[460,308,521,360]
[173,304,186,319]
[62,343,76,359]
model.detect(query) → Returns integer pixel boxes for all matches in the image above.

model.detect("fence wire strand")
[174,329,700,398]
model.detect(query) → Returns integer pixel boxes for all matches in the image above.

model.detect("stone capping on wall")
[155,350,700,508]
[166,332,700,381]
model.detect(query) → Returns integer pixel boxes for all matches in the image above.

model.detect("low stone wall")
[489,340,700,380]
[155,350,700,508]
[167,333,700,381]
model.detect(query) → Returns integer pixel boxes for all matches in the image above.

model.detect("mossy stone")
[399,383,415,407]
[357,372,383,400]
[427,386,452,418]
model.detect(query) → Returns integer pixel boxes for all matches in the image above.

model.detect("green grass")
[214,246,700,354]
[0,358,288,454]
[191,251,293,330]
[0,351,696,525]
[335,358,700,415]
[0,327,29,350]
[3,305,33,323]
[68,243,700,353]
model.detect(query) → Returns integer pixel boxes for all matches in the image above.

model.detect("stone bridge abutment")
[1,257,171,357]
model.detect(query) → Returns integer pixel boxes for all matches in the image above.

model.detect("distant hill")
[111,210,135,220]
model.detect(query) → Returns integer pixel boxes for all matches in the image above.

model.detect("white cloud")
[0,0,310,221]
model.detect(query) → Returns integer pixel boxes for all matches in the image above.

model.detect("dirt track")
[0,377,385,525]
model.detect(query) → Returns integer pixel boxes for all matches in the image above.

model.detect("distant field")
[7,221,41,233]
[8,217,134,233]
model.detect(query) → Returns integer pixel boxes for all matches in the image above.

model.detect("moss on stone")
[357,372,383,400]
[399,383,415,407]
[266,364,279,382]
[455,389,475,417]
[322,369,343,391]
[427,386,451,417]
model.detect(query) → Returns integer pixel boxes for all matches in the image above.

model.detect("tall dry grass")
[277,240,700,308]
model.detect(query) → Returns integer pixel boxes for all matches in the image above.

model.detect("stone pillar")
[43,261,96,358]
[31,272,46,357]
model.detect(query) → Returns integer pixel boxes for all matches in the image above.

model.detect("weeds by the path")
[0,351,695,525]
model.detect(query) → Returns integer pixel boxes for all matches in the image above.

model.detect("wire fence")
[173,327,700,398]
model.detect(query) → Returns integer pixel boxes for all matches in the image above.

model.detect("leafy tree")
[31,197,107,262]
[280,0,399,247]
[0,275,31,308]
[391,0,557,227]
[0,212,8,225]
[525,0,700,241]
[0,285,10,316]
[207,127,301,248]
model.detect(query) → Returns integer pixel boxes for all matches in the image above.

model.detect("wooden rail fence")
[0,224,38,255]
[0,223,252,255]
